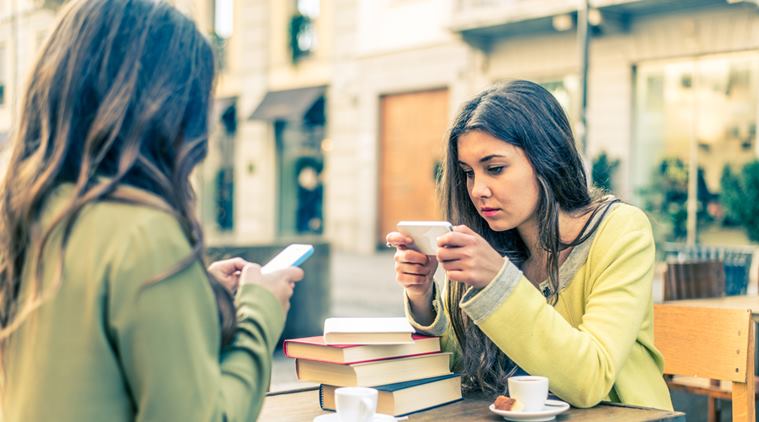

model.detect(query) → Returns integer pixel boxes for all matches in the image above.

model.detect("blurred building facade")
[2,0,759,253]
[210,0,759,253]
[0,0,57,146]
[0,0,201,164]
[453,0,759,246]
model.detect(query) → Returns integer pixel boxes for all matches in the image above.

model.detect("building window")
[289,0,319,64]
[634,51,759,243]
[0,43,6,107]
[275,95,326,236]
[212,0,234,70]
[539,75,578,127]
[214,99,237,232]
[297,0,320,18]
[214,0,234,38]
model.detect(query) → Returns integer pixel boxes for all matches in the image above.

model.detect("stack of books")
[284,317,463,417]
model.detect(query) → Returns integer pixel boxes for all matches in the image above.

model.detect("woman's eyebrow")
[458,154,508,166]
[479,154,507,163]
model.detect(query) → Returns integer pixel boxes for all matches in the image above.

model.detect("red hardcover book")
[283,335,440,364]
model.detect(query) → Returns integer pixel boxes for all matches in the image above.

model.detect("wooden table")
[259,387,685,421]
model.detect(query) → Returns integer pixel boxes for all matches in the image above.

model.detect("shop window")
[214,100,237,232]
[275,96,326,236]
[634,51,759,242]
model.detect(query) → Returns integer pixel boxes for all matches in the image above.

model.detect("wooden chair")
[663,260,725,301]
[662,260,730,420]
[654,304,755,422]
[663,244,755,296]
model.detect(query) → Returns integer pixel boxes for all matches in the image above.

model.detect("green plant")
[638,158,713,243]
[720,165,742,225]
[591,151,620,192]
[720,160,759,242]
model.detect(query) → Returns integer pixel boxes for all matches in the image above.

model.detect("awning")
[451,0,723,40]
[248,86,325,121]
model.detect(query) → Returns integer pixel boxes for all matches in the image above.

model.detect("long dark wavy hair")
[0,0,236,353]
[440,80,614,394]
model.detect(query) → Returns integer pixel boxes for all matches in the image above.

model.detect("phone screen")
[261,244,314,273]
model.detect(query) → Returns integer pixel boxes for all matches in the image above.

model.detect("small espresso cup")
[507,376,549,412]
[334,387,378,422]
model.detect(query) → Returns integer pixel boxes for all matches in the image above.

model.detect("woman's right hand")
[386,231,438,303]
[238,263,305,314]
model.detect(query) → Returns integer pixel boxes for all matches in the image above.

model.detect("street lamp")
[577,0,590,158]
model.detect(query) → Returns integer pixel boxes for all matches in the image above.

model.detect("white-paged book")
[323,317,415,345]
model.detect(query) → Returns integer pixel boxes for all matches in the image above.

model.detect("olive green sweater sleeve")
[106,212,284,422]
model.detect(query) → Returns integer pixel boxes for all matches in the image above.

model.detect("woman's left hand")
[208,257,249,295]
[436,225,505,289]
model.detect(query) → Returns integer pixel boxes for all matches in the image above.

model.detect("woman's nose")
[471,176,491,198]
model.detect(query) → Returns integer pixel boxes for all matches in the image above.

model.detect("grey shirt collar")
[537,200,620,297]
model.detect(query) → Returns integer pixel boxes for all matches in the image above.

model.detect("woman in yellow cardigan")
[387,80,672,410]
[0,1,302,421]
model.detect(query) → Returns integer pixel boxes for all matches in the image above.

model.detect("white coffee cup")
[507,376,549,412]
[334,387,378,422]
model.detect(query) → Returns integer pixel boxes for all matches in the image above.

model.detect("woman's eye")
[462,169,474,179]
[488,166,505,175]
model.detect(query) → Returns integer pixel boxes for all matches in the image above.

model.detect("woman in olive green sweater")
[387,81,672,410]
[0,1,302,421]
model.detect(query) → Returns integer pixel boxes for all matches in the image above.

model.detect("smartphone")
[397,221,453,255]
[261,244,314,274]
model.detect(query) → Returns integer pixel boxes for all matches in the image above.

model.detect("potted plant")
[720,161,759,242]
[591,151,620,193]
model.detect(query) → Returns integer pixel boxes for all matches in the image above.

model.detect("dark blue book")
[319,373,462,416]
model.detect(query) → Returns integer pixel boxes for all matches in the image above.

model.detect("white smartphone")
[261,244,314,274]
[397,221,453,255]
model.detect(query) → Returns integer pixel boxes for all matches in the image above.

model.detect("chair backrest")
[654,304,755,422]
[663,243,755,296]
[663,260,725,301]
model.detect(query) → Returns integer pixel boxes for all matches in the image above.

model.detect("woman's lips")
[481,208,500,217]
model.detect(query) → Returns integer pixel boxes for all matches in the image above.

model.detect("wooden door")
[378,88,449,247]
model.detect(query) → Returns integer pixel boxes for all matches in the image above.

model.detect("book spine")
[397,397,464,417]
[318,385,326,410]
[341,350,439,365]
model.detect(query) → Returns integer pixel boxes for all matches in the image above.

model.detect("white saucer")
[313,413,396,422]
[488,399,570,421]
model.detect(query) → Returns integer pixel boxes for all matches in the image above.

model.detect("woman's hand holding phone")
[436,225,504,289]
[239,264,304,314]
[208,257,248,294]
[386,231,438,304]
